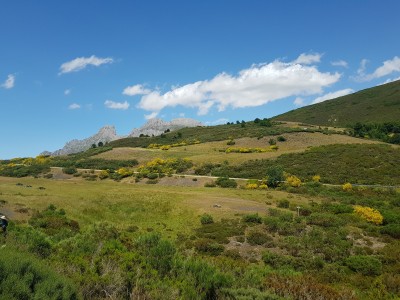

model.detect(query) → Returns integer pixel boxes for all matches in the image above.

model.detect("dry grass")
[0,175,314,233]
[94,132,383,165]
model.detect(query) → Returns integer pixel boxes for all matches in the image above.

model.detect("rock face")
[128,118,202,137]
[46,118,202,156]
[50,126,119,156]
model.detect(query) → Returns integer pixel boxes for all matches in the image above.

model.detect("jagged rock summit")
[129,118,202,137]
[45,118,202,156]
[50,125,119,156]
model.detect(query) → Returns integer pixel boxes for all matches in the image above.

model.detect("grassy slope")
[96,132,381,166]
[211,143,400,185]
[108,121,327,148]
[273,79,400,127]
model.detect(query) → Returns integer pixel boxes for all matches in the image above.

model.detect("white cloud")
[59,55,113,74]
[68,103,81,110]
[123,84,151,96]
[179,113,185,117]
[1,74,15,89]
[331,60,348,68]
[205,118,229,125]
[371,56,400,78]
[293,97,305,106]
[312,88,354,104]
[292,53,322,65]
[144,111,159,120]
[137,59,340,116]
[355,56,400,81]
[104,100,130,110]
[64,89,71,95]
[357,59,369,76]
[380,76,400,85]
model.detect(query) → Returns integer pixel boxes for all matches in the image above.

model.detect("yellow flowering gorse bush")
[354,205,383,225]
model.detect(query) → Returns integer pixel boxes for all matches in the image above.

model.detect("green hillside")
[274,80,400,127]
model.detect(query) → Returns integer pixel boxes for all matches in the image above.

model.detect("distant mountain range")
[274,79,400,127]
[43,118,202,156]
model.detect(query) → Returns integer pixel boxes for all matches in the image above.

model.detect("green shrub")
[277,136,286,142]
[0,248,79,299]
[200,214,214,225]
[242,213,262,224]
[266,166,284,188]
[28,205,80,240]
[247,230,272,246]
[381,224,400,238]
[307,213,344,227]
[345,255,382,276]
[62,166,77,174]
[216,177,237,188]
[277,199,290,208]
[262,251,294,269]
[147,172,159,179]
[194,238,224,256]
[195,219,245,244]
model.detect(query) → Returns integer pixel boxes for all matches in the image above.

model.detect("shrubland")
[1,176,400,299]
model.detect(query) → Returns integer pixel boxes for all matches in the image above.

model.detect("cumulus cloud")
[355,56,400,81]
[64,89,71,95]
[104,100,129,110]
[59,55,113,74]
[371,56,400,79]
[1,74,15,89]
[68,103,81,110]
[293,97,305,106]
[312,88,354,104]
[123,84,151,96]
[357,59,369,76]
[380,76,400,85]
[205,118,229,125]
[331,60,348,68]
[292,53,322,65]
[137,59,340,116]
[144,111,159,120]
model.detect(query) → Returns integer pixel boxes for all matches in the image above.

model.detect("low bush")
[242,213,262,224]
[277,136,286,142]
[277,199,290,208]
[194,238,224,256]
[62,166,77,174]
[147,172,159,179]
[307,213,345,227]
[200,214,214,225]
[247,230,272,246]
[381,224,400,238]
[216,177,237,188]
[0,247,79,299]
[345,255,382,276]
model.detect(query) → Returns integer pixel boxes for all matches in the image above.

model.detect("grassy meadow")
[95,131,381,165]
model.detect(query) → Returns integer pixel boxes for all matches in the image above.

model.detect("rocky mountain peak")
[44,118,202,156]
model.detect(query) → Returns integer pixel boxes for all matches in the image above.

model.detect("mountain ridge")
[44,118,202,156]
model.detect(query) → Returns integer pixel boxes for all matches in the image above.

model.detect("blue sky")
[1,1,400,159]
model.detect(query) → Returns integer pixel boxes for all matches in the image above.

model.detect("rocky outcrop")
[45,118,202,156]
[128,118,202,137]
[49,126,119,156]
